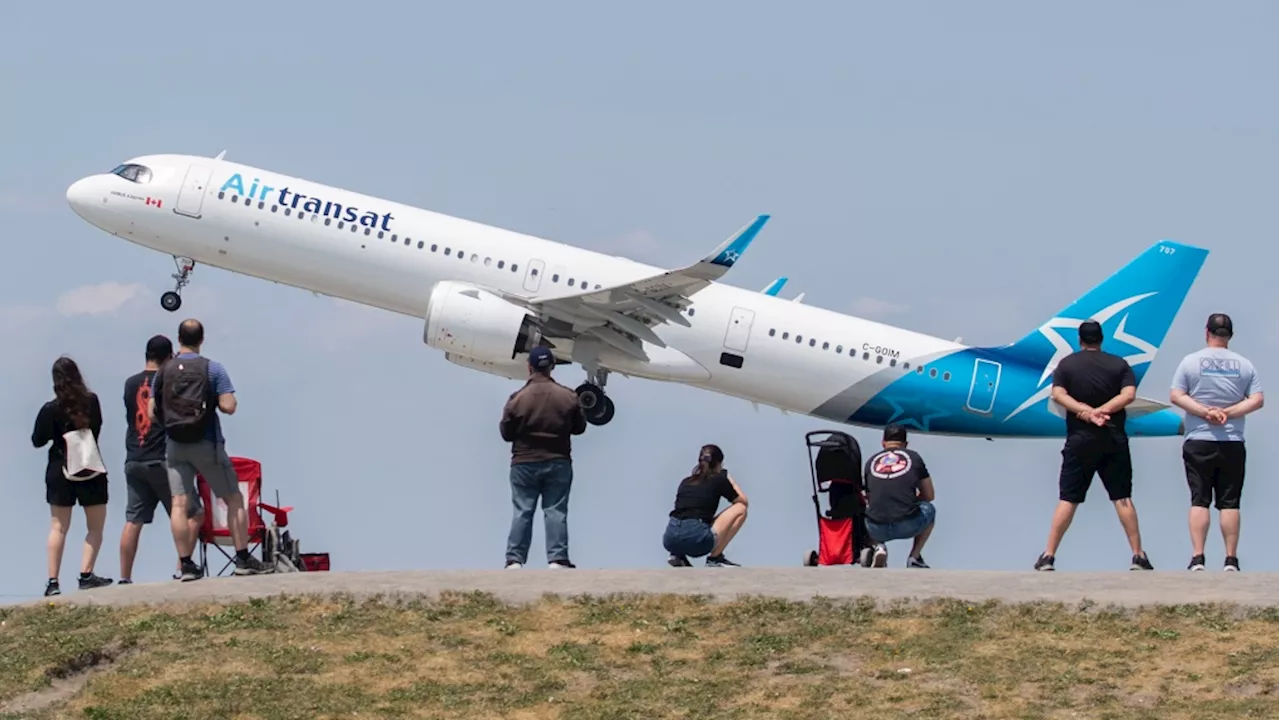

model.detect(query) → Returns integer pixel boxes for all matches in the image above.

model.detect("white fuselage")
[66,154,969,427]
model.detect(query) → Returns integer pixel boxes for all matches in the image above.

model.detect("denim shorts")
[865,501,935,544]
[663,517,716,558]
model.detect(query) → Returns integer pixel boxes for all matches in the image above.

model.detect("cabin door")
[174,164,213,218]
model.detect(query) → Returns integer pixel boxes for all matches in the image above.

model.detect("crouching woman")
[662,444,748,567]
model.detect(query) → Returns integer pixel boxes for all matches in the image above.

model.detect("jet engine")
[424,280,543,363]
[443,352,530,381]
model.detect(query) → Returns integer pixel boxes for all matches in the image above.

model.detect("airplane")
[66,153,1209,438]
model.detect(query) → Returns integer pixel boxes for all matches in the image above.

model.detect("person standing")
[119,335,204,584]
[498,346,588,569]
[151,319,270,579]
[1169,313,1264,571]
[862,425,936,569]
[1036,320,1154,572]
[31,357,114,596]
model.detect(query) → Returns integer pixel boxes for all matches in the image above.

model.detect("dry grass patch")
[0,591,1274,719]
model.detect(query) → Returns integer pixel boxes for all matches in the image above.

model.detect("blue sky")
[1,2,1275,601]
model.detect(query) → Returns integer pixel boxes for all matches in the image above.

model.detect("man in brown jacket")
[500,346,588,569]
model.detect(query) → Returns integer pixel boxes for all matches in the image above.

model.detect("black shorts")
[1058,431,1132,504]
[46,471,109,507]
[1182,439,1246,510]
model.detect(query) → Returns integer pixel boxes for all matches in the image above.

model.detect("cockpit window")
[111,163,152,184]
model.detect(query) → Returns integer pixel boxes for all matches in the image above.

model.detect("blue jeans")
[506,459,573,564]
[663,517,717,558]
[865,501,935,544]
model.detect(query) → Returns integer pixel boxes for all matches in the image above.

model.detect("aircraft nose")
[66,177,96,215]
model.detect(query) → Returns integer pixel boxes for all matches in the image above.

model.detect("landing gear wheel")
[592,397,616,426]
[804,550,818,567]
[575,383,615,426]
[163,256,196,313]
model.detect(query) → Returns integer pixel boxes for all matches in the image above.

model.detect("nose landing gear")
[161,256,195,312]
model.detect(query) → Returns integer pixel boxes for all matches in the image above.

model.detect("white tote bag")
[62,428,107,480]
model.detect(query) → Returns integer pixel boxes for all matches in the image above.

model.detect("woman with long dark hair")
[31,356,113,596]
[662,444,749,567]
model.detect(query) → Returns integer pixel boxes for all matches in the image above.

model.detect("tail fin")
[988,240,1209,387]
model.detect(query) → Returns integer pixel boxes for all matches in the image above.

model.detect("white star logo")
[1003,292,1159,422]
[721,250,740,264]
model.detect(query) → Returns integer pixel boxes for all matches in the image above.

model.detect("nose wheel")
[162,257,195,312]
[575,368,615,426]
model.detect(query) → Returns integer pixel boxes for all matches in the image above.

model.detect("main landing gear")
[576,368,615,427]
[161,256,195,312]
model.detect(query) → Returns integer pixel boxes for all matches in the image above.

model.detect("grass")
[0,592,1275,719]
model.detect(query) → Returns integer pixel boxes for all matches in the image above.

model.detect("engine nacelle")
[443,352,530,381]
[424,281,543,362]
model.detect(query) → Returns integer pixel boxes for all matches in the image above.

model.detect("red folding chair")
[196,456,267,577]
[195,456,328,576]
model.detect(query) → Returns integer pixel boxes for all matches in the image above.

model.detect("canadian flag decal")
[145,197,163,208]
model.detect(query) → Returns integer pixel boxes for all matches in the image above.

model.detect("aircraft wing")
[1128,396,1174,417]
[505,215,769,361]
[762,276,788,296]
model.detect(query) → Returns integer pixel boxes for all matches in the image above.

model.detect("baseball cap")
[1078,320,1104,345]
[528,346,555,371]
[883,424,908,443]
[1207,313,1233,338]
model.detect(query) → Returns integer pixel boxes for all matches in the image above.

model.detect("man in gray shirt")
[1169,313,1264,572]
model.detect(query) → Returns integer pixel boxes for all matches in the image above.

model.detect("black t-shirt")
[31,394,104,482]
[1051,349,1136,438]
[863,447,929,525]
[124,369,166,463]
[669,468,739,522]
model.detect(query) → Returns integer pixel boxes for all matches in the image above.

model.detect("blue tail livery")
[841,240,1209,438]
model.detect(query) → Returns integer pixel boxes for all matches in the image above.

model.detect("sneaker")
[548,560,576,569]
[668,554,692,567]
[1187,554,1206,571]
[1224,556,1240,572]
[179,559,203,582]
[504,561,523,569]
[1130,553,1154,571]
[706,554,740,567]
[78,573,114,590]
[233,554,273,576]
[1034,553,1055,571]
[872,544,888,568]
[858,547,873,568]
[44,579,60,597]
[907,555,930,569]
[118,578,133,585]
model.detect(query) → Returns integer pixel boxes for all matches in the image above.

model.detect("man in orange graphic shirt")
[118,335,203,583]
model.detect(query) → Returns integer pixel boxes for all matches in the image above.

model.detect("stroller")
[802,430,874,567]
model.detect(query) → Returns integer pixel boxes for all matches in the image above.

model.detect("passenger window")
[929,368,938,378]
[889,358,897,367]
[782,332,790,340]
[836,345,843,353]
[418,241,424,249]
[530,268,538,276]
[769,329,776,337]
[432,244,438,252]
[445,248,451,255]
[809,339,816,347]
[512,264,519,272]
[580,281,587,289]
[471,254,478,262]
[567,277,575,286]
[689,308,696,316]
[552,274,560,282]
[943,371,951,381]
[484,257,492,266]
[822,342,829,350]
[796,335,803,344]
[876,356,883,364]
[862,352,869,360]
[498,260,505,269]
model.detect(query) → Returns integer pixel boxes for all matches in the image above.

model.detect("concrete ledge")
[25,568,1279,610]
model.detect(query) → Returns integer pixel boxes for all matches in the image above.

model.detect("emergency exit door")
[966,358,1002,414]
[174,164,212,218]
[723,306,755,353]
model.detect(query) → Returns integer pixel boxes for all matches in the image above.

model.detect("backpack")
[161,355,212,443]
[62,427,106,480]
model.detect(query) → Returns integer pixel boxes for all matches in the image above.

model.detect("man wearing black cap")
[861,425,936,568]
[119,335,203,583]
[1170,313,1264,571]
[499,346,588,569]
[1036,319,1154,571]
